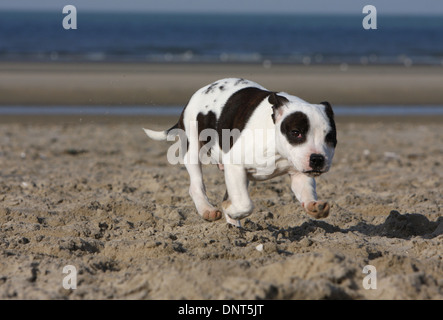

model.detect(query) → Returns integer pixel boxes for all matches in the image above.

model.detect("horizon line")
[1,9,443,16]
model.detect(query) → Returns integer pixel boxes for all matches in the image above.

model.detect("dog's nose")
[309,154,325,170]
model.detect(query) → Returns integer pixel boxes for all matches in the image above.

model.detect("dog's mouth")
[303,170,324,177]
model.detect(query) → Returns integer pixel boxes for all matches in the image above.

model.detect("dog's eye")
[291,130,302,138]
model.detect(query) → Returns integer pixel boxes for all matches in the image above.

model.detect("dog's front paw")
[202,209,222,221]
[224,213,242,228]
[303,201,330,219]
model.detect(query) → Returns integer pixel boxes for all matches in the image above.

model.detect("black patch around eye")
[280,112,309,145]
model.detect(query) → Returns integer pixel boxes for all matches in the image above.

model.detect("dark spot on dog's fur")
[234,78,244,86]
[166,101,188,133]
[177,104,187,131]
[204,82,219,94]
[217,87,271,152]
[280,111,310,145]
[234,78,249,86]
[320,101,337,148]
[197,111,217,138]
[219,85,225,91]
[165,102,188,150]
[196,111,217,154]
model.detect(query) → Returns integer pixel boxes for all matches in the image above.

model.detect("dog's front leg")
[222,164,254,227]
[290,172,329,219]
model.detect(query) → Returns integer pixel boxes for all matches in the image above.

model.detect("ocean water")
[0,11,442,65]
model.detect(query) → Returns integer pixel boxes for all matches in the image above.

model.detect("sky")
[1,0,443,15]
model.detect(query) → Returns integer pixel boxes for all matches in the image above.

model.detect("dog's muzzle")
[304,153,327,177]
[310,153,325,170]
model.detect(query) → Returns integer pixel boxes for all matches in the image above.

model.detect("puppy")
[144,78,337,226]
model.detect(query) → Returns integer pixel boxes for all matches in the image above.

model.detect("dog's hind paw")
[303,201,330,219]
[202,210,222,222]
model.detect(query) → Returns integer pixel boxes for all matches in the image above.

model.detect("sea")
[0,11,443,65]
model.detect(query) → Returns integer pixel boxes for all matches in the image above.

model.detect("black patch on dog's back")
[320,101,337,148]
[196,111,217,154]
[196,111,217,137]
[280,111,310,145]
[174,101,188,132]
[217,87,271,152]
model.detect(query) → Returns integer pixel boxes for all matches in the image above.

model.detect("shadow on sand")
[260,210,442,242]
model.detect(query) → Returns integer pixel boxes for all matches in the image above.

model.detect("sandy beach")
[0,62,442,300]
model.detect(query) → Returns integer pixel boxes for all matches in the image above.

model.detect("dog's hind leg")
[183,121,222,222]
[185,162,222,221]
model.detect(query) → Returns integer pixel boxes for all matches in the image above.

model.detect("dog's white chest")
[246,157,293,181]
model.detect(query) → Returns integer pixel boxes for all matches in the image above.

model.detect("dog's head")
[269,93,337,177]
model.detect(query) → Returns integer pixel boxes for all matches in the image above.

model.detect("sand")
[0,114,441,300]
[0,62,442,300]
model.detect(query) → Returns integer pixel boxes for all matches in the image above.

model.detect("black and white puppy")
[144,78,337,226]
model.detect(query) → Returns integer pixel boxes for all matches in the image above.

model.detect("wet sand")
[1,62,443,106]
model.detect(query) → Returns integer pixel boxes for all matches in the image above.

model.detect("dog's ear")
[320,101,337,147]
[269,92,288,107]
[320,101,334,119]
[269,92,289,123]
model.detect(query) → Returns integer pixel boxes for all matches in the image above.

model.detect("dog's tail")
[143,123,180,141]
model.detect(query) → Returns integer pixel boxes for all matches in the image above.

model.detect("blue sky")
[1,0,443,14]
